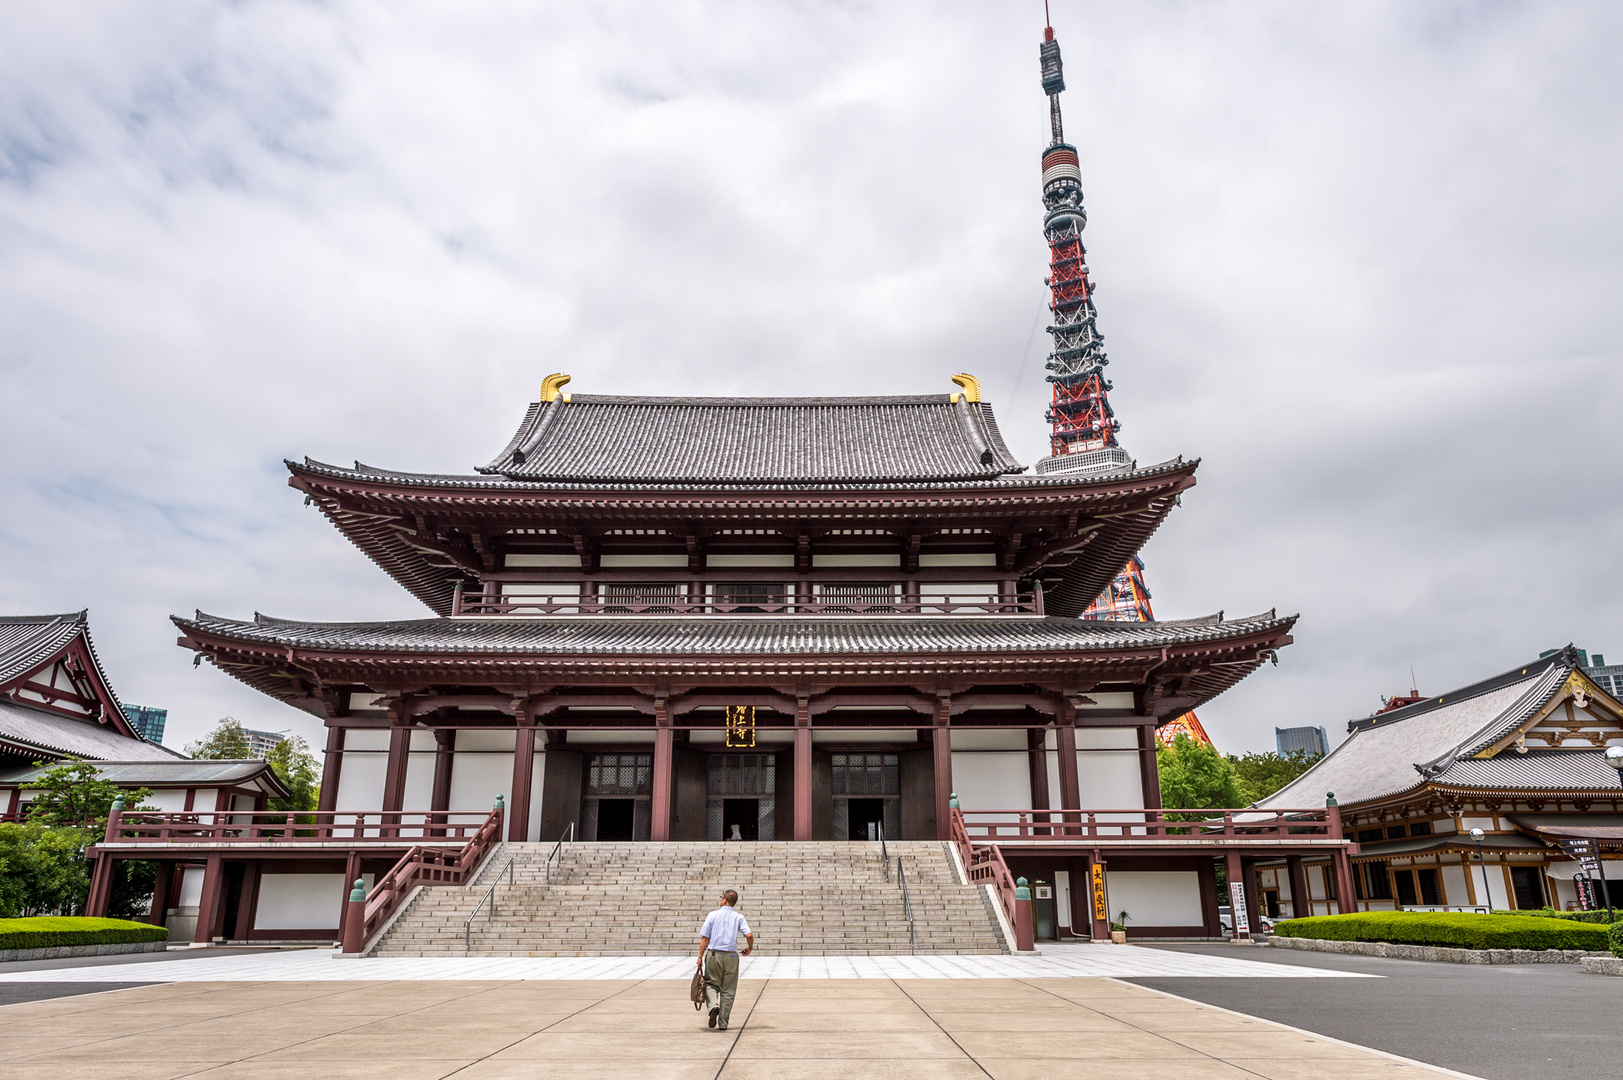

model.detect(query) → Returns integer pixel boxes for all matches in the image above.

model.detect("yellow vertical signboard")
[1090,863,1108,921]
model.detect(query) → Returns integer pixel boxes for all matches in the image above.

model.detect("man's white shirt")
[699,906,751,952]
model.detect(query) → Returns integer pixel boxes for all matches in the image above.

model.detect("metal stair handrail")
[545,821,575,884]
[465,854,516,950]
[878,820,890,882]
[898,856,915,954]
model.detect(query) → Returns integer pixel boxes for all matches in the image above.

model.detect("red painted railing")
[452,590,1043,617]
[955,807,1343,841]
[949,807,1021,935]
[102,809,496,845]
[351,807,504,953]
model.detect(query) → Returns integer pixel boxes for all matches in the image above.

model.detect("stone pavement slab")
[0,975,1477,1080]
[0,942,1374,983]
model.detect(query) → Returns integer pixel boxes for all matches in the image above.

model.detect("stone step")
[370,840,1003,957]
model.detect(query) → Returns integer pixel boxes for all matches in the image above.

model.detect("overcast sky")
[2,1,1619,757]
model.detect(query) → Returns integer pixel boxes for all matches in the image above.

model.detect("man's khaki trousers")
[704,951,740,1028]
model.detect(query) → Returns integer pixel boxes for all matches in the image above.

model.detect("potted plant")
[1110,911,1129,944]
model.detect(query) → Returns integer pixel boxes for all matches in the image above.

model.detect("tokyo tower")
[1032,12,1211,748]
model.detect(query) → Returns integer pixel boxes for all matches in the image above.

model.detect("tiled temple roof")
[477,395,1025,484]
[1258,648,1611,810]
[0,612,100,687]
[0,759,281,789]
[178,609,1291,658]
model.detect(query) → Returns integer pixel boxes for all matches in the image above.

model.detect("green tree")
[1229,749,1322,804]
[185,716,251,759]
[25,760,152,833]
[265,735,321,812]
[22,760,157,919]
[1157,734,1245,812]
[0,822,92,917]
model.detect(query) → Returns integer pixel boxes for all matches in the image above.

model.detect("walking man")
[696,889,752,1031]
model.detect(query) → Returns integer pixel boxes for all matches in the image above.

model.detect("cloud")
[1,1,1619,754]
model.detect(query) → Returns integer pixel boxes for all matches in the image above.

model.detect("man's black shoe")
[708,1006,720,1029]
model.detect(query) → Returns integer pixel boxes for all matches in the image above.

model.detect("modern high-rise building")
[1579,649,1622,701]
[1275,725,1328,758]
[121,703,168,745]
[243,728,286,759]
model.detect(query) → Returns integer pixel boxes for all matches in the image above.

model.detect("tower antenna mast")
[1031,10,1210,746]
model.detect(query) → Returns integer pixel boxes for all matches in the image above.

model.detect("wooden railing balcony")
[100,809,496,845]
[956,807,1345,842]
[451,590,1045,617]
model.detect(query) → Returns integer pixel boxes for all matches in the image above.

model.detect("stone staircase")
[370,840,1008,956]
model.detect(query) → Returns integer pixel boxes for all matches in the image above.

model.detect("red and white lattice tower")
[1033,14,1209,746]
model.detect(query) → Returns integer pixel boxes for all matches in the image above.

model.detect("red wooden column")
[1055,711,1080,836]
[147,861,172,927]
[1137,724,1163,809]
[381,702,413,830]
[650,695,673,842]
[338,849,363,932]
[193,853,225,945]
[318,726,345,812]
[1286,855,1310,919]
[85,853,115,917]
[430,729,456,834]
[233,863,261,941]
[1028,727,1051,835]
[933,693,953,840]
[793,694,813,841]
[509,700,537,842]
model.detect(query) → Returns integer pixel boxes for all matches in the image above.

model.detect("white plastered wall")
[950,753,1032,817]
[447,729,517,817]
[1442,864,1471,906]
[254,874,348,930]
[335,752,388,811]
[1106,871,1204,927]
[144,789,191,812]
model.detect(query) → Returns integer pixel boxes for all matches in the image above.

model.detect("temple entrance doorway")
[582,753,652,841]
[708,754,775,840]
[845,798,885,841]
[596,799,636,841]
[832,753,899,840]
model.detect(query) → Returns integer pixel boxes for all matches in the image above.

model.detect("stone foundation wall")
[1264,934,1604,965]
[0,940,169,963]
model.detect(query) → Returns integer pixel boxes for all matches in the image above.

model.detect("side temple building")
[137,378,1344,945]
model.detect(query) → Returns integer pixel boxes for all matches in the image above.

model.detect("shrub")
[0,916,168,952]
[1610,922,1623,959]
[1270,911,1610,951]
[1490,908,1614,924]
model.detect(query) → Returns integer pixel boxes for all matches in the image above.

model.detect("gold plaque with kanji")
[725,705,756,748]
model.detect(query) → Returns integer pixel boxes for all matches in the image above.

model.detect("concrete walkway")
[0,942,1372,983]
[0,976,1475,1079]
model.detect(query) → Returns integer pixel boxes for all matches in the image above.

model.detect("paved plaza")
[0,970,1470,1080]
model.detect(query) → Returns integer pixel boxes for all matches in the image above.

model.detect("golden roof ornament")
[949,373,982,404]
[540,373,572,403]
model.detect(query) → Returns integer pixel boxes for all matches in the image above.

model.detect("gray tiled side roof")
[1427,751,1623,791]
[0,700,180,762]
[0,612,91,686]
[476,395,1026,484]
[178,609,1292,658]
[0,759,275,786]
[1258,655,1576,810]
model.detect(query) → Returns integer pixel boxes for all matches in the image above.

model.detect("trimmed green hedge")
[1490,908,1614,924]
[1271,911,1610,951]
[1610,922,1623,959]
[0,917,168,952]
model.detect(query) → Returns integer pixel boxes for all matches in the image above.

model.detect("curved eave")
[174,610,1293,720]
[285,457,1199,616]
